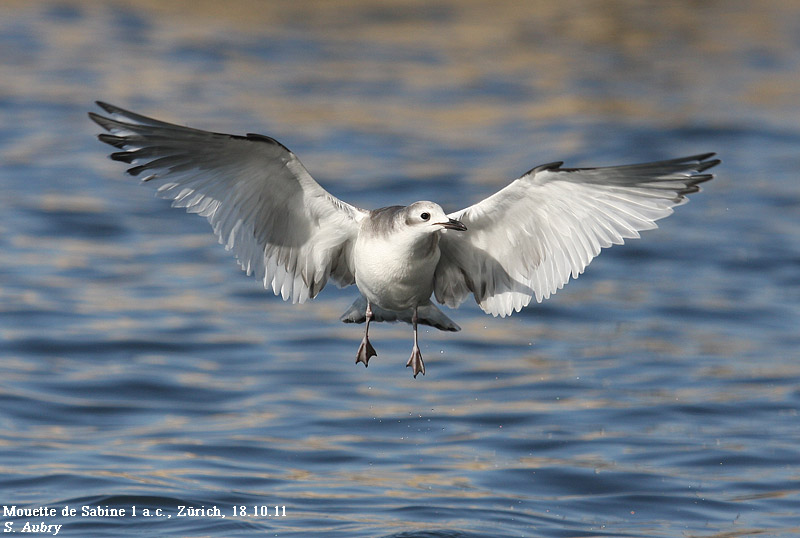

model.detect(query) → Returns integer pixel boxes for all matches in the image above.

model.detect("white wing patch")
[435,155,718,317]
[90,102,366,304]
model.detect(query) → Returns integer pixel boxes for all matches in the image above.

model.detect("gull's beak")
[437,218,467,232]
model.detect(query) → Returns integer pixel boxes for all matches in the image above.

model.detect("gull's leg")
[406,306,425,377]
[355,301,377,367]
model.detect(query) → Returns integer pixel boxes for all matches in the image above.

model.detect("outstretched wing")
[90,102,367,303]
[434,153,719,316]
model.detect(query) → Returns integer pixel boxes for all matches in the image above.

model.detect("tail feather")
[340,296,460,332]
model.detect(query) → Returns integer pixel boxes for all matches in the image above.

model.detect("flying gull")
[89,102,719,377]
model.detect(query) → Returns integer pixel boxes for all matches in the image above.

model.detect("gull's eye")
[420,212,430,221]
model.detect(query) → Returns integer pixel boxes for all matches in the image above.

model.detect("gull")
[89,102,719,377]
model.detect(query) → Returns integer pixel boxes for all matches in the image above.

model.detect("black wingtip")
[97,133,127,148]
[110,151,136,164]
[523,161,563,177]
[687,151,716,162]
[241,132,293,153]
[696,158,721,173]
[87,111,106,128]
[126,164,150,176]
[692,173,715,185]
[94,101,116,114]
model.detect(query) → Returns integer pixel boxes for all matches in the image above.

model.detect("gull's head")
[404,201,467,233]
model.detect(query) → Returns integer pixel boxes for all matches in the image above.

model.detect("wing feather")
[435,154,719,316]
[90,102,366,303]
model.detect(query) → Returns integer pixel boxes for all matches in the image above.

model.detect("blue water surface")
[1,2,799,537]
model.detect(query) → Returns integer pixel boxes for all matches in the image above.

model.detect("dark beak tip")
[443,218,467,231]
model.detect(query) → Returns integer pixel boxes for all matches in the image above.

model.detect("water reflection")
[1,0,799,537]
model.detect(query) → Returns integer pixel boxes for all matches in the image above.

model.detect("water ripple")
[1,1,799,537]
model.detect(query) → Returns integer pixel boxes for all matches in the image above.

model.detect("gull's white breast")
[353,226,441,311]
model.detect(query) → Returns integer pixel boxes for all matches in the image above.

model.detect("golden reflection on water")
[3,0,798,165]
[1,2,799,534]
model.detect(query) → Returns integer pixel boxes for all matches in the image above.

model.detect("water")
[1,1,799,536]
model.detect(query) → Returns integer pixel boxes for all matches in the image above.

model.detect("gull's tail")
[340,296,460,332]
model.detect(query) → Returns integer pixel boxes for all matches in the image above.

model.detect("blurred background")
[1,1,798,537]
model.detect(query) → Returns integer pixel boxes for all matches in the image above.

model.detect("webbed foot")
[406,345,425,378]
[356,337,377,367]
